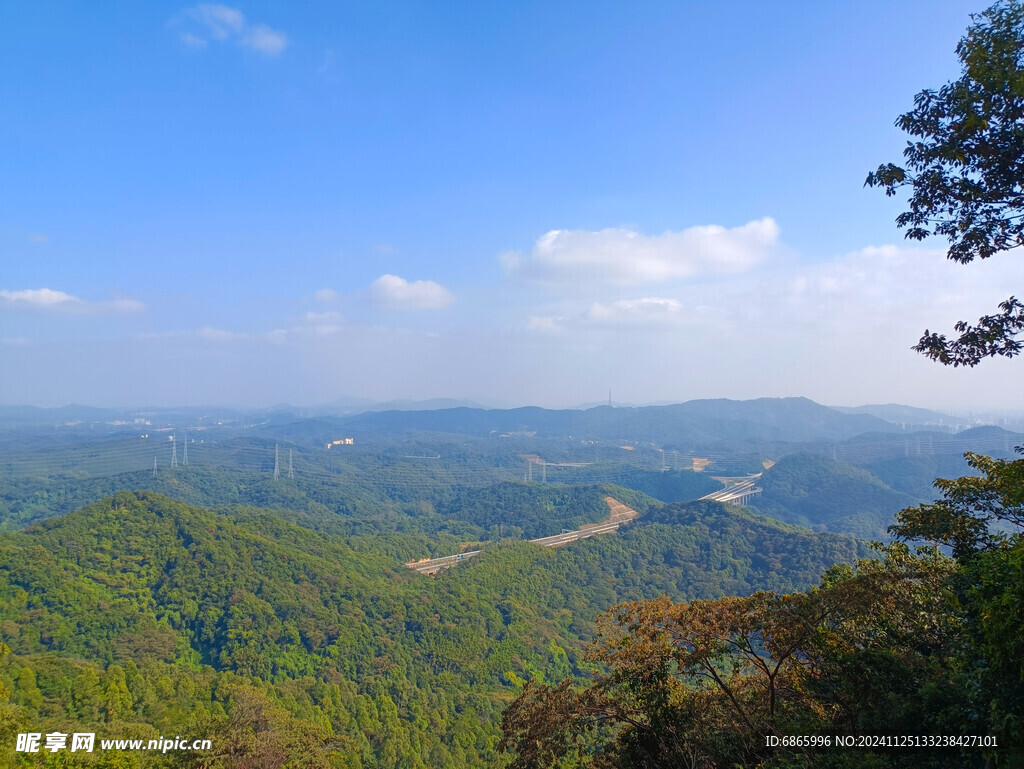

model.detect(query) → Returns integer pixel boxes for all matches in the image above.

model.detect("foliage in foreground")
[0,491,862,767]
[500,450,1024,768]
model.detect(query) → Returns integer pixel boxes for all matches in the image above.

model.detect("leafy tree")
[865,7,1024,760]
[866,0,1024,365]
[499,546,968,769]
[890,449,1024,557]
[888,451,1024,764]
[103,664,134,722]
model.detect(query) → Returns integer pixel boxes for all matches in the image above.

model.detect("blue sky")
[2,1,1021,409]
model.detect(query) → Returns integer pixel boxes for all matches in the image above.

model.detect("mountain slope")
[0,491,868,767]
[748,453,921,539]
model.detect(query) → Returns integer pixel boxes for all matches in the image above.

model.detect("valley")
[0,397,1019,767]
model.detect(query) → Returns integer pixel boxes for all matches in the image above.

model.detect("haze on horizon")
[2,1,1021,412]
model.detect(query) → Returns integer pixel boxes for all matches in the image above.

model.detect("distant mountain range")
[291,397,905,447]
[830,403,958,426]
[3,398,1020,453]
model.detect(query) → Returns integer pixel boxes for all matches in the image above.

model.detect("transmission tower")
[153,457,158,476]
[170,436,178,468]
[288,449,294,480]
[183,432,189,466]
[273,444,280,481]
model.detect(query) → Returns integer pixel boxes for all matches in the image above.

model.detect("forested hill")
[749,453,921,540]
[0,491,867,767]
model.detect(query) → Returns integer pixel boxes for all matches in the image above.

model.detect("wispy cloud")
[312,288,338,303]
[504,218,780,288]
[27,232,48,244]
[177,5,288,56]
[137,326,271,342]
[194,4,244,38]
[316,49,337,79]
[297,310,344,335]
[524,241,1019,351]
[180,32,208,48]
[529,296,716,335]
[195,326,248,341]
[588,297,684,324]
[0,288,144,314]
[371,274,454,310]
[242,23,288,56]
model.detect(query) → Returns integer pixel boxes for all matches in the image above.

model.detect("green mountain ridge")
[0,490,868,767]
[750,453,922,539]
[298,397,901,445]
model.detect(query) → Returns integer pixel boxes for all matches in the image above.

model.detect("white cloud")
[740,244,986,333]
[0,288,144,314]
[180,32,208,48]
[195,326,247,341]
[527,315,565,333]
[195,4,244,37]
[313,288,338,303]
[588,297,683,324]
[242,24,288,55]
[507,218,780,288]
[528,296,716,335]
[137,327,249,341]
[179,5,288,56]
[303,311,343,323]
[519,241,1022,355]
[503,242,1021,408]
[298,311,344,335]
[1,288,74,308]
[371,274,454,310]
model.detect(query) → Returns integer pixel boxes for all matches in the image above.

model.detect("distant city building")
[326,438,355,448]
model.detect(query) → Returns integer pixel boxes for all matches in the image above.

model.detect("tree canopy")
[866,0,1024,366]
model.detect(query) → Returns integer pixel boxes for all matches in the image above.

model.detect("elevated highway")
[700,474,762,505]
